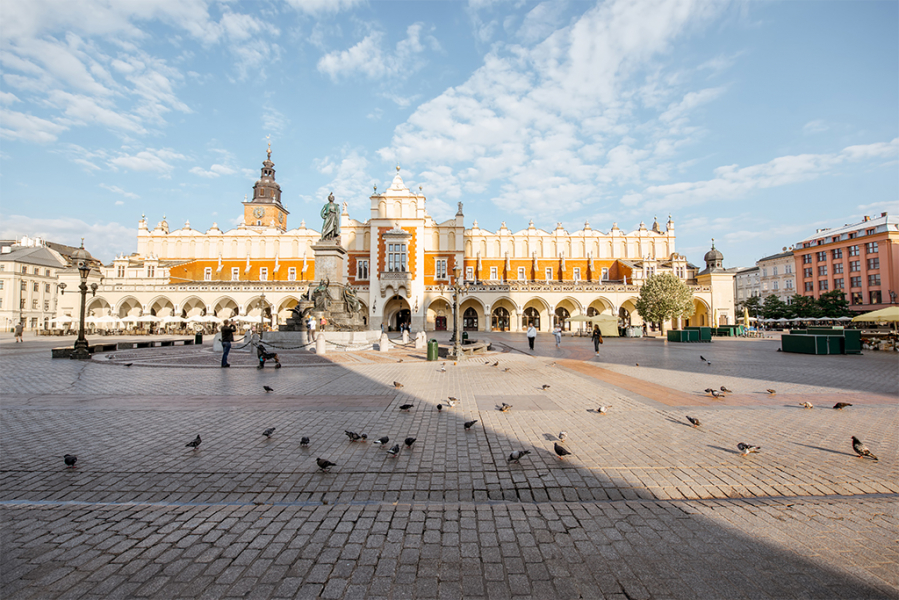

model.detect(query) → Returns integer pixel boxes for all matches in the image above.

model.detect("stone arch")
[685,297,711,328]
[587,297,616,316]
[409,200,417,218]
[490,297,518,332]
[276,295,302,325]
[147,295,175,317]
[460,296,486,332]
[521,297,550,331]
[86,297,111,317]
[115,296,142,318]
[425,296,452,331]
[619,296,641,326]
[554,297,581,331]
[212,297,239,319]
[448,231,456,251]
[384,294,411,332]
[379,200,387,218]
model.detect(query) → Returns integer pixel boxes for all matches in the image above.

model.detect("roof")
[0,245,68,268]
[757,250,793,262]
[796,213,898,246]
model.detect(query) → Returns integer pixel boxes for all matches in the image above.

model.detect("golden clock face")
[253,207,265,218]
[278,212,284,223]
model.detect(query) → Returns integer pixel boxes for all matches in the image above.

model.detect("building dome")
[703,240,724,271]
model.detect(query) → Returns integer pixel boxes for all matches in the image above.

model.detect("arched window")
[491,307,510,331]
[523,307,540,330]
[554,307,571,330]
[463,307,478,331]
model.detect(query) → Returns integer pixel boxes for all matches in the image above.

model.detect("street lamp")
[448,265,470,360]
[259,291,267,338]
[70,241,97,360]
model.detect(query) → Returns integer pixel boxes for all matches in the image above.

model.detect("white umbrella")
[235,314,265,323]
[120,315,139,323]
[51,315,74,326]
[136,315,161,323]
[85,315,100,324]
[188,314,222,324]
[835,316,852,322]
[161,315,186,325]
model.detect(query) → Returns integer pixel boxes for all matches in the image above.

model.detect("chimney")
[863,216,870,222]
[882,212,888,217]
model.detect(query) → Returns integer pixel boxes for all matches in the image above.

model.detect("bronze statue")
[320,192,339,240]
[313,279,332,312]
[343,286,362,315]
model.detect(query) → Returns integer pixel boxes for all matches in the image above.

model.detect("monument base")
[263,330,381,352]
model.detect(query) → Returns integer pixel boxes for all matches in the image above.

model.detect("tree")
[738,296,763,318]
[817,290,852,318]
[761,295,787,320]
[789,294,824,319]
[634,273,695,334]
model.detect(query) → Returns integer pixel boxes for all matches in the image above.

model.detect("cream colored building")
[0,237,69,332]
[757,249,796,304]
[56,150,735,333]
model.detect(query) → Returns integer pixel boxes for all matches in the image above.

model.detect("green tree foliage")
[788,294,824,318]
[817,290,852,318]
[738,296,763,317]
[634,273,695,333]
[761,294,788,320]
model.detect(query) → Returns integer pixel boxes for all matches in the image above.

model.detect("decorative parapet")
[380,270,413,297]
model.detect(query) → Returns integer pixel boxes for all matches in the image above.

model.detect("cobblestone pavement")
[1,333,897,599]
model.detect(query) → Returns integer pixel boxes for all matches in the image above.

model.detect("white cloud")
[305,148,374,213]
[0,213,136,263]
[0,91,21,104]
[109,147,185,174]
[263,104,289,134]
[283,0,364,15]
[659,87,726,124]
[516,1,567,45]
[0,109,68,142]
[317,23,438,81]
[803,119,828,134]
[190,164,237,178]
[99,183,140,199]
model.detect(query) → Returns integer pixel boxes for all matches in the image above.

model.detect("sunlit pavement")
[1,332,897,599]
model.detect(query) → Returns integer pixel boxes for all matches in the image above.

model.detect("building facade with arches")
[56,150,735,333]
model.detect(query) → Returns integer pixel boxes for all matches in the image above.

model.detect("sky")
[1,0,897,266]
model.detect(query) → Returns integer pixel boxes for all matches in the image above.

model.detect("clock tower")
[243,142,289,231]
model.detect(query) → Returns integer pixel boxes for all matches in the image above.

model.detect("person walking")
[552,324,562,348]
[591,325,603,355]
[220,319,235,368]
[308,315,316,341]
[14,321,23,343]
[526,323,536,351]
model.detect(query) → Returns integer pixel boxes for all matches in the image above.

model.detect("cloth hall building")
[57,149,735,333]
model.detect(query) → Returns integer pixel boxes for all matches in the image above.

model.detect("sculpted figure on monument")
[313,279,332,312]
[343,286,362,315]
[320,192,340,241]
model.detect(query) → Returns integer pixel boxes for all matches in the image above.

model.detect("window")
[147,265,155,278]
[32,299,39,309]
[849,232,857,239]
[44,301,49,311]
[851,292,863,305]
[0,265,4,271]
[785,264,792,274]
[518,267,526,280]
[802,254,812,264]
[20,299,25,309]
[817,265,827,276]
[33,282,38,292]
[34,267,40,274]
[785,279,793,290]
[865,241,878,254]
[573,267,581,282]
[288,267,297,282]
[259,267,268,281]
[762,268,767,277]
[387,243,407,272]
[231,267,240,281]
[833,263,843,274]
[870,290,882,304]
[0,299,3,308]
[773,281,778,290]
[832,248,843,259]
[834,278,844,289]
[204,267,212,281]
[545,267,553,281]
[848,245,860,257]
[45,283,50,293]
[803,268,812,278]
[490,266,498,280]
[868,274,881,286]
[117,265,125,277]
[804,282,813,292]
[434,260,445,280]
[762,283,768,292]
[850,276,862,288]
[20,281,26,291]
[867,258,880,270]
[45,269,51,277]
[772,266,778,276]
[465,267,474,281]
[0,281,3,290]
[849,261,860,272]
[601,267,609,281]
[818,280,828,291]
[816,251,826,262]
[21,266,27,273]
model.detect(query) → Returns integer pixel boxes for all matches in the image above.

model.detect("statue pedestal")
[312,240,347,289]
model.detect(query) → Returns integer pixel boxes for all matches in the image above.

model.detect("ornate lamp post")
[69,241,97,360]
[259,291,267,337]
[448,265,470,360]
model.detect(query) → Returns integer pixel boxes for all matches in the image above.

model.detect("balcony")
[380,270,412,296]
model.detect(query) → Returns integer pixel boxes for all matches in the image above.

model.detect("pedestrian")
[526,323,536,351]
[256,343,281,369]
[592,325,603,354]
[220,319,235,367]
[14,321,23,343]
[320,317,327,331]
[308,316,316,340]
[552,324,562,348]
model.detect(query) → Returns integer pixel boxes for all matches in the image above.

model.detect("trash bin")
[195,332,203,345]
[427,339,439,361]
[462,332,469,342]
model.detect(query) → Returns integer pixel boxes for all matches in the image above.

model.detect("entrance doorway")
[523,307,540,330]
[394,308,411,331]
[491,307,510,331]
[554,307,570,330]
[463,307,478,331]
[435,316,447,330]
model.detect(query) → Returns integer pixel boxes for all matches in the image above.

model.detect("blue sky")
[1,0,897,266]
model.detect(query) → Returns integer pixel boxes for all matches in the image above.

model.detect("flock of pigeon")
[61,354,880,470]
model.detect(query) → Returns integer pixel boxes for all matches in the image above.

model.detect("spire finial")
[396,165,400,172]
[711,238,715,248]
[266,135,271,159]
[80,237,84,248]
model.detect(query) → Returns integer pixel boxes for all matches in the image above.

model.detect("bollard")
[402,330,410,344]
[415,332,426,349]
[379,332,390,352]
[316,332,326,355]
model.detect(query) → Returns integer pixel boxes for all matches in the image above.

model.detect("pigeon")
[397,359,404,363]
[387,444,400,457]
[262,427,275,438]
[635,363,639,367]
[394,381,404,389]
[558,431,567,441]
[710,390,724,399]
[124,363,133,367]
[554,442,572,459]
[399,404,414,411]
[597,405,609,414]
[541,384,550,390]
[766,389,776,395]
[686,416,701,428]
[464,420,478,431]
[300,437,310,447]
[485,361,491,364]
[704,388,715,395]
[851,436,878,461]
[833,402,852,410]
[439,366,446,372]
[721,386,732,393]
[345,431,366,442]
[700,355,711,365]
[800,402,813,409]
[503,368,511,372]
[491,361,499,367]
[263,386,274,393]
[436,404,444,412]
[447,397,458,407]
[186,435,201,449]
[404,437,416,448]
[507,450,531,463]
[737,443,761,456]
[499,403,512,412]
[373,436,390,445]
[63,454,77,468]
[316,458,336,472]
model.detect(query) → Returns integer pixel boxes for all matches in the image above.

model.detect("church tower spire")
[243,140,289,231]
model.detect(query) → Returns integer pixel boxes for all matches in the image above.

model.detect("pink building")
[794,212,899,312]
